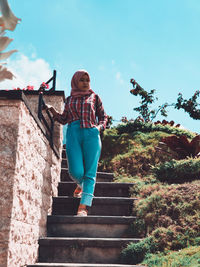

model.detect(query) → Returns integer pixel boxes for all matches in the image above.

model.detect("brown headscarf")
[70,70,94,97]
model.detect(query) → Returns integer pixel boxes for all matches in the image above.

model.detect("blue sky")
[1,0,200,133]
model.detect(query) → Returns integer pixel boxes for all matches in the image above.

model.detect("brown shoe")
[73,185,82,198]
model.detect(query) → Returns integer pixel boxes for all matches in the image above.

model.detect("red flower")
[121,116,128,123]
[26,85,34,90]
[41,82,49,89]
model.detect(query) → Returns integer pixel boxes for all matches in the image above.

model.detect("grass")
[142,246,200,267]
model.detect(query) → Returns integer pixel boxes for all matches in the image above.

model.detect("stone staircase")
[27,147,144,267]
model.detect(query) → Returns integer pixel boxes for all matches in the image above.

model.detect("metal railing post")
[38,92,43,121]
[52,70,56,91]
[37,70,57,148]
[50,120,54,147]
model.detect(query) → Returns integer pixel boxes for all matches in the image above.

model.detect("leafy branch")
[130,79,173,122]
[175,90,200,120]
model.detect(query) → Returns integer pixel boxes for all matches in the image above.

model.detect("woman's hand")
[43,104,58,118]
[96,125,102,132]
[43,104,52,110]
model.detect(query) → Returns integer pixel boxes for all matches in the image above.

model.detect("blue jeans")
[66,120,102,206]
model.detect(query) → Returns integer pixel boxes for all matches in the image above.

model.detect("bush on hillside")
[120,236,156,264]
[116,120,195,138]
[121,183,200,264]
[100,129,135,158]
[99,130,173,176]
[121,231,200,264]
[134,183,200,235]
[152,158,200,183]
[143,246,200,267]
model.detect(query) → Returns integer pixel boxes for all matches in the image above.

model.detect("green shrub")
[116,120,195,138]
[120,236,156,264]
[152,158,200,183]
[133,183,200,245]
[143,246,200,267]
[99,129,173,176]
[121,227,200,265]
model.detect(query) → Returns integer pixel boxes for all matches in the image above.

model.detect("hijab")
[70,70,94,97]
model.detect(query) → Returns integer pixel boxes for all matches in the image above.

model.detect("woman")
[46,70,108,216]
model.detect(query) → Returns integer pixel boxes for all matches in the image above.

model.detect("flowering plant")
[13,85,34,91]
[11,82,49,91]
[40,82,49,89]
[38,82,49,95]
[154,119,180,128]
[121,116,128,123]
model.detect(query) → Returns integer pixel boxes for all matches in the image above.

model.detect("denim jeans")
[66,120,102,206]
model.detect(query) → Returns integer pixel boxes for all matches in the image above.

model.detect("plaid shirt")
[54,93,108,130]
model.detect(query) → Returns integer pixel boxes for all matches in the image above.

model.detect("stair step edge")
[58,182,135,186]
[54,196,137,200]
[39,237,142,246]
[28,263,144,267]
[47,215,137,224]
[61,168,114,175]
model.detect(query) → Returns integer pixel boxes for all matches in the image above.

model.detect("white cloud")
[0,54,52,90]
[130,60,139,71]
[116,71,124,85]
[98,65,105,71]
[116,71,121,80]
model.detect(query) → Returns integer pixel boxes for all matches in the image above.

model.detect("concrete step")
[47,215,137,238]
[61,159,68,168]
[38,237,142,264]
[58,182,134,198]
[52,197,136,216]
[62,149,67,159]
[28,263,144,267]
[61,168,114,183]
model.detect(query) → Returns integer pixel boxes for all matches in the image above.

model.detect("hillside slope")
[99,122,200,266]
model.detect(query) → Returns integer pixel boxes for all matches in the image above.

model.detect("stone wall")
[0,100,19,267]
[0,91,65,267]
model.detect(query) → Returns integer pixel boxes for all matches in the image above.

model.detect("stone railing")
[0,90,65,267]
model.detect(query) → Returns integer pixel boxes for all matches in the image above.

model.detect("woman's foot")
[73,185,82,198]
[77,204,88,216]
